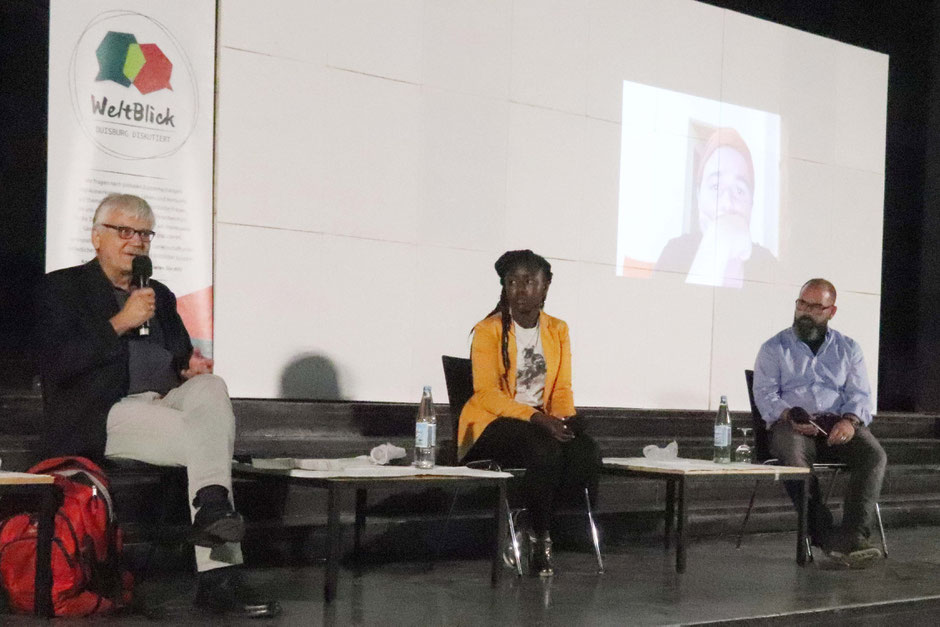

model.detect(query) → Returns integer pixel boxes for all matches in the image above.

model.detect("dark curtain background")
[0,1,48,388]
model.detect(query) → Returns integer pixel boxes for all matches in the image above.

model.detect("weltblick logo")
[69,11,198,160]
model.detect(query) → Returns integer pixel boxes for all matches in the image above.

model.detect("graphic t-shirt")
[513,321,546,407]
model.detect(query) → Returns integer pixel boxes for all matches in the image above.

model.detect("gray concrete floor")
[6,526,940,625]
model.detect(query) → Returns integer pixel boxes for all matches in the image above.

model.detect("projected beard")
[793,314,827,344]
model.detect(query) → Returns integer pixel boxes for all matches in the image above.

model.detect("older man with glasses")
[35,193,279,617]
[753,278,887,567]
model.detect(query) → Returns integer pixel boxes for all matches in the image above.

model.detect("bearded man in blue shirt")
[753,278,886,565]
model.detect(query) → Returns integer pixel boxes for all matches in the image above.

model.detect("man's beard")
[793,315,827,343]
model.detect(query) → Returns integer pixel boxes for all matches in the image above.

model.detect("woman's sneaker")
[529,533,554,577]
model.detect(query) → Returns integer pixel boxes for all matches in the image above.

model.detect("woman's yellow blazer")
[457,311,575,459]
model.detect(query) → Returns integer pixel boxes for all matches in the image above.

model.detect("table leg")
[676,477,687,574]
[664,478,676,551]
[325,485,342,602]
[797,476,809,566]
[354,488,367,561]
[492,480,507,587]
[35,485,56,617]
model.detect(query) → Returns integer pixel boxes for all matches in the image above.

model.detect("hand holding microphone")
[123,288,155,327]
[787,406,825,437]
[131,256,153,336]
[109,256,155,336]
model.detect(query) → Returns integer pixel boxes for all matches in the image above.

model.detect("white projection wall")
[212,0,887,411]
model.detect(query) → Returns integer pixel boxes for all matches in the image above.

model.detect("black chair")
[736,369,887,558]
[441,355,474,466]
[440,355,525,575]
[441,355,604,574]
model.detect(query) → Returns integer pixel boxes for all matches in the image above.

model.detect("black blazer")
[35,259,192,460]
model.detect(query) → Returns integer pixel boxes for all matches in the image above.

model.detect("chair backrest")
[441,356,473,464]
[744,369,772,462]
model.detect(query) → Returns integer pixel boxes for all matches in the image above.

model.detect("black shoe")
[538,536,555,578]
[191,506,245,547]
[191,486,245,547]
[195,568,281,618]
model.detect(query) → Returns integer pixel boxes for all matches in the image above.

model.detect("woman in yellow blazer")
[459,250,601,577]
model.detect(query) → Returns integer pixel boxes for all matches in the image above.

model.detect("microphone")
[788,406,812,423]
[788,406,827,435]
[131,255,153,337]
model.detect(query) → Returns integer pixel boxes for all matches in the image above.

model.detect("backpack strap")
[55,469,115,523]
[28,457,109,486]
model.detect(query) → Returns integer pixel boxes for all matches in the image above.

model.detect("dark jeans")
[461,417,602,535]
[770,422,887,541]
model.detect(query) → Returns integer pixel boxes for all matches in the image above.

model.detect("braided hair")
[481,250,553,392]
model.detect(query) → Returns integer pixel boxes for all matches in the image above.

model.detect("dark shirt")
[112,287,180,395]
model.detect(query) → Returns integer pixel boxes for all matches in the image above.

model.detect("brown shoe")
[824,532,882,569]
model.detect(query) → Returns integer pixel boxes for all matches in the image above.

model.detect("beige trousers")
[105,374,243,572]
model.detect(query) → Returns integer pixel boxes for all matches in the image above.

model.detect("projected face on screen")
[616,81,781,288]
[686,129,756,288]
[697,143,753,233]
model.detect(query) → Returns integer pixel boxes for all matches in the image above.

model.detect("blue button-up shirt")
[753,326,872,426]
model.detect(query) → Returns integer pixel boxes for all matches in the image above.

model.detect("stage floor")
[6,525,940,625]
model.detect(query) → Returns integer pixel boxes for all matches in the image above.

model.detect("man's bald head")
[801,278,837,305]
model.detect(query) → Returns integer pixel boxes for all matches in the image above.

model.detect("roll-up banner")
[47,0,216,357]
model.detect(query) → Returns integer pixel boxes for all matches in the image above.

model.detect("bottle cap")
[423,385,432,394]
[720,395,727,404]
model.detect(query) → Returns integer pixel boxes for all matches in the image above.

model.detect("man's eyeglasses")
[795,298,831,313]
[100,224,156,242]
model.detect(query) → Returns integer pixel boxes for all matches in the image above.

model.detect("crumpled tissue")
[643,441,679,460]
[369,442,407,465]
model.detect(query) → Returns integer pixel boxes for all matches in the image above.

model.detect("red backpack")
[0,456,133,615]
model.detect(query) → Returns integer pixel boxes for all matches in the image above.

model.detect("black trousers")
[461,417,601,535]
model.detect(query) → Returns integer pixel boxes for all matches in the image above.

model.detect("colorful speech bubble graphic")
[95,30,172,94]
[95,31,137,87]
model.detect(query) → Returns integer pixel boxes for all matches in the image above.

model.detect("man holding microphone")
[35,194,279,617]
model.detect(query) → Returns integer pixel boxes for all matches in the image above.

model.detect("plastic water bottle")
[414,386,437,469]
[713,395,732,464]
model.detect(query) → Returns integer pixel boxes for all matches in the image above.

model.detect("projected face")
[697,146,754,233]
[505,265,549,323]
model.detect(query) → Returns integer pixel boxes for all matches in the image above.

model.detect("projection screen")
[213,0,887,411]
